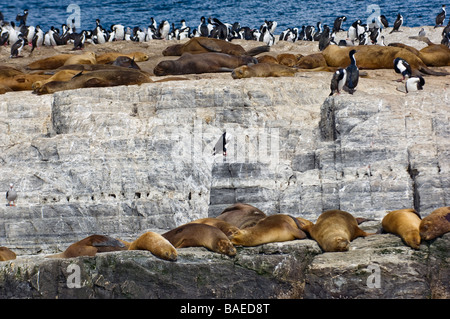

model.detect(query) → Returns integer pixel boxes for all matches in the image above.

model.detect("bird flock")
[1,5,449,58]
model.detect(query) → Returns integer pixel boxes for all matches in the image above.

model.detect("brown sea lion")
[322,45,449,76]
[124,231,178,261]
[0,247,16,261]
[300,209,373,252]
[0,84,13,94]
[26,54,74,70]
[154,52,257,76]
[295,53,328,69]
[390,41,450,67]
[162,37,270,57]
[96,51,149,64]
[381,208,422,249]
[188,218,241,238]
[230,214,307,246]
[420,206,450,240]
[257,54,279,64]
[231,63,297,79]
[31,69,81,90]
[216,203,267,229]
[46,234,128,258]
[162,223,236,256]
[277,53,301,66]
[63,51,97,66]
[34,68,153,95]
[0,73,51,91]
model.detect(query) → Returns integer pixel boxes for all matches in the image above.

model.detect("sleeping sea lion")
[295,53,328,69]
[0,72,51,91]
[96,52,149,64]
[111,56,141,69]
[162,37,270,57]
[322,45,449,76]
[216,203,267,229]
[381,208,422,249]
[188,218,241,238]
[277,53,301,66]
[162,223,236,256]
[231,63,297,79]
[31,69,81,90]
[257,55,279,64]
[420,206,450,240]
[124,231,178,261]
[26,54,74,70]
[46,234,127,258]
[230,214,307,246]
[63,52,97,66]
[154,52,257,76]
[300,209,373,252]
[0,247,16,261]
[34,68,153,94]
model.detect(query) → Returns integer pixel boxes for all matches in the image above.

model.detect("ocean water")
[1,0,446,33]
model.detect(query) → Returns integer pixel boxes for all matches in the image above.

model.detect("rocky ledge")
[0,225,448,299]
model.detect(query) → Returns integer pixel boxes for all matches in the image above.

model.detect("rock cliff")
[0,71,449,298]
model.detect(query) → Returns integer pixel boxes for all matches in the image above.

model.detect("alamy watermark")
[66,264,82,288]
[366,264,381,289]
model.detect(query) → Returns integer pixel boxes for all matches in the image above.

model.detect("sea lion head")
[231,65,250,79]
[333,237,350,252]
[160,246,178,261]
[215,239,237,257]
[420,211,450,241]
[154,61,175,76]
[405,231,421,249]
[112,56,141,70]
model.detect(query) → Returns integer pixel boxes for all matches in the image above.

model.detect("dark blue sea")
[1,0,446,34]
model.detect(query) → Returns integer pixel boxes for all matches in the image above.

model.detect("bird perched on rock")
[6,184,17,206]
[329,68,347,96]
[393,57,412,81]
[10,34,25,58]
[390,13,403,34]
[345,49,359,94]
[405,76,425,93]
[435,5,446,28]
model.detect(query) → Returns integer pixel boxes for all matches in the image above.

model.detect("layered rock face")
[1,76,448,253]
[0,75,449,299]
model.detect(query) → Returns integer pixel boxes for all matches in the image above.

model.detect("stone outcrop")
[0,74,448,298]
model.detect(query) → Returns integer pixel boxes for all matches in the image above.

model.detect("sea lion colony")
[0,10,449,94]
[1,13,449,260]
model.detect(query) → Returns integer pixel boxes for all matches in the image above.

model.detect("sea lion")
[162,37,270,57]
[0,72,51,91]
[277,53,301,67]
[26,53,74,70]
[111,56,141,69]
[63,51,97,66]
[0,84,13,94]
[188,218,241,238]
[124,231,178,261]
[230,214,307,246]
[295,53,328,69]
[162,223,236,256]
[257,54,279,64]
[154,52,257,76]
[216,203,267,229]
[300,209,373,252]
[0,247,16,261]
[420,206,450,240]
[322,45,449,76]
[231,63,297,79]
[381,208,422,249]
[34,68,153,95]
[31,69,81,90]
[46,234,128,258]
[96,51,149,64]
[391,40,450,67]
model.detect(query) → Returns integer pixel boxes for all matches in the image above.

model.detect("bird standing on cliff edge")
[6,184,17,206]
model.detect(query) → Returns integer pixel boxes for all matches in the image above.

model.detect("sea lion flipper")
[198,39,224,53]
